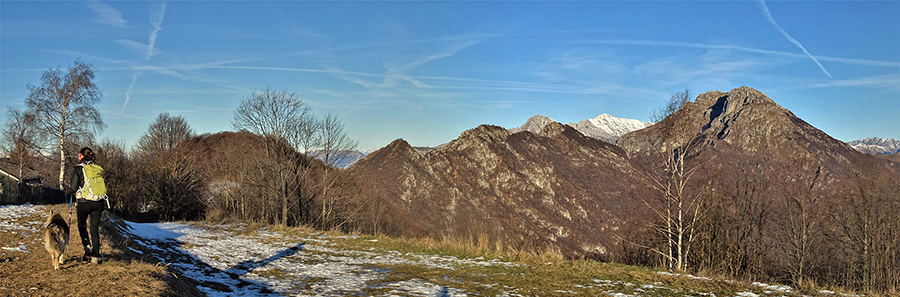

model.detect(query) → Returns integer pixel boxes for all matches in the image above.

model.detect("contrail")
[114,72,141,125]
[118,2,165,124]
[147,2,166,60]
[757,0,832,78]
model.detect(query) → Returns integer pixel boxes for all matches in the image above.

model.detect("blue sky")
[2,1,898,151]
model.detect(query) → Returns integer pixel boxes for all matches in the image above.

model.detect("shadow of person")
[224,242,305,280]
[109,216,306,295]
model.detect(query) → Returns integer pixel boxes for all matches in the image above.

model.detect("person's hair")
[80,147,95,162]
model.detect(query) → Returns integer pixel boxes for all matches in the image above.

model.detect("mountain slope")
[354,86,900,264]
[352,123,645,258]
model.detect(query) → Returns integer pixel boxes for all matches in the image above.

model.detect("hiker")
[68,147,107,264]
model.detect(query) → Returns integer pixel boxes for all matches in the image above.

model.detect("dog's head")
[45,210,63,226]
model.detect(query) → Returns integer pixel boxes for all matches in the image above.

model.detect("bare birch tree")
[25,59,105,190]
[642,136,713,271]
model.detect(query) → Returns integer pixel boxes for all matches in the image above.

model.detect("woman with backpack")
[68,147,107,264]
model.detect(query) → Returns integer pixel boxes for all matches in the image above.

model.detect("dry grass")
[2,203,871,296]
[0,204,201,297]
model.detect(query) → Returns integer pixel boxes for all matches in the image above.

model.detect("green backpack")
[79,163,108,201]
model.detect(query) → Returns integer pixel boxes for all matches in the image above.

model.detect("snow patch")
[119,220,520,295]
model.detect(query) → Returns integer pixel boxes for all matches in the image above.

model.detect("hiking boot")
[90,257,100,264]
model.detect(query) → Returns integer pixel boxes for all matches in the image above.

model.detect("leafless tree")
[837,162,900,293]
[317,113,358,229]
[640,136,714,272]
[233,87,317,226]
[2,108,41,183]
[650,89,692,123]
[135,112,196,159]
[25,59,105,190]
[780,158,823,287]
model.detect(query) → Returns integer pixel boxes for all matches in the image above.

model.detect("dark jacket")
[68,161,91,198]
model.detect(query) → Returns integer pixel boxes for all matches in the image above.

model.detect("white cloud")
[579,39,900,68]
[808,74,900,90]
[324,67,378,88]
[757,0,832,78]
[115,39,164,58]
[87,0,128,27]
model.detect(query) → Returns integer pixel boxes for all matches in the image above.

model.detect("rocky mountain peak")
[452,125,510,146]
[362,138,423,164]
[538,121,569,138]
[509,115,555,135]
[511,114,652,144]
[700,86,779,122]
[619,86,820,155]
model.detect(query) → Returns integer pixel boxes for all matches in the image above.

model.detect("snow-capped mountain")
[510,114,653,144]
[568,114,654,144]
[848,137,900,154]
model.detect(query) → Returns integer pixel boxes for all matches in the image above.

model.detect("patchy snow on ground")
[0,203,44,232]
[3,204,871,297]
[118,220,520,296]
[0,203,46,254]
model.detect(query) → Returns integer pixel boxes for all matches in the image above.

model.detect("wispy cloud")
[147,2,166,61]
[324,67,378,88]
[87,0,127,27]
[807,74,900,90]
[757,0,832,78]
[577,39,900,68]
[114,39,165,58]
[381,35,482,88]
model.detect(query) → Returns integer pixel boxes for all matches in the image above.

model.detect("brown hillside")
[354,86,899,268]
[352,123,647,259]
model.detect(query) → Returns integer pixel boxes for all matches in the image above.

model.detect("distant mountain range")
[510,114,653,144]
[848,137,900,154]
[323,114,652,169]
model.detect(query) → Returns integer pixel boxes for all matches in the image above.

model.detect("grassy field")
[2,204,866,296]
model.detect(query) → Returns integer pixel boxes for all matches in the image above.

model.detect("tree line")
[2,60,368,231]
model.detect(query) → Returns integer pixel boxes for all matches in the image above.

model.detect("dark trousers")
[76,199,104,256]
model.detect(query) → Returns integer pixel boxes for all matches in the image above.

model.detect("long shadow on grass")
[106,216,304,296]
